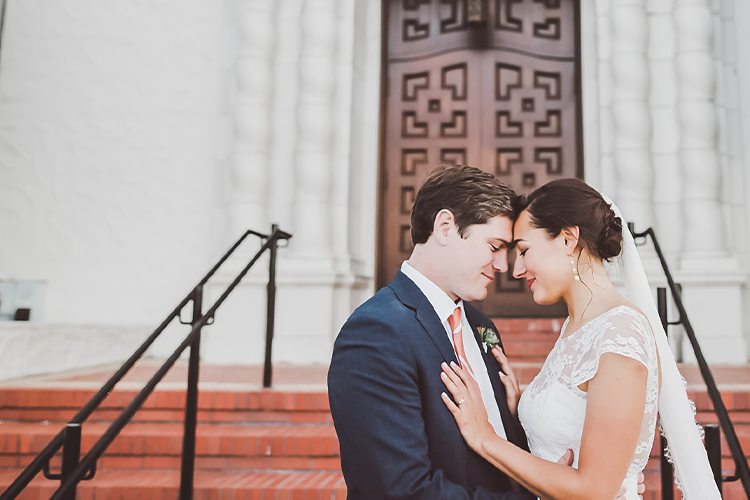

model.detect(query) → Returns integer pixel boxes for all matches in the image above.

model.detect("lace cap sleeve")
[570,306,656,389]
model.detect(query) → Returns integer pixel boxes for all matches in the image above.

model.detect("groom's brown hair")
[410,165,516,245]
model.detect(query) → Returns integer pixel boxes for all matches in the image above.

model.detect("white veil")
[602,195,721,499]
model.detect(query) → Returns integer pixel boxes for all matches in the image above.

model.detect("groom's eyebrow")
[492,238,513,248]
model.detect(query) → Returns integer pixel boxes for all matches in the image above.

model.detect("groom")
[328,165,641,499]
[329,165,534,499]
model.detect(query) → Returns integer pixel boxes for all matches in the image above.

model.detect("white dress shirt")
[401,261,508,440]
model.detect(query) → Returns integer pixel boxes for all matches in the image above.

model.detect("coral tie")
[448,307,474,375]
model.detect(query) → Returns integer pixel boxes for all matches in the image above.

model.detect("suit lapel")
[389,271,459,365]
[464,306,529,452]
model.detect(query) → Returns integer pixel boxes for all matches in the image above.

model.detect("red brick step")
[0,468,347,500]
[491,318,564,363]
[3,362,750,499]
[0,388,332,424]
[0,422,340,471]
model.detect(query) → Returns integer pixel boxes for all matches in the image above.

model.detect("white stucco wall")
[1,0,750,377]
[0,0,382,375]
[0,1,225,325]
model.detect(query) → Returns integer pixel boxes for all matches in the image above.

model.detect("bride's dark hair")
[514,178,623,261]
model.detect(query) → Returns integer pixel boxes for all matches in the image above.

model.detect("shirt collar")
[401,261,461,324]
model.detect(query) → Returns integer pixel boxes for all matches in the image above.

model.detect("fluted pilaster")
[648,0,682,261]
[713,0,744,254]
[612,0,655,229]
[269,0,303,230]
[676,0,726,259]
[596,0,615,193]
[231,0,274,237]
[293,0,336,261]
[332,0,356,272]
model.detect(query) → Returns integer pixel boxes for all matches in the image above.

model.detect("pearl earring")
[569,253,580,281]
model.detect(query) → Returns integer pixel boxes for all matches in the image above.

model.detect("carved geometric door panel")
[379,0,581,317]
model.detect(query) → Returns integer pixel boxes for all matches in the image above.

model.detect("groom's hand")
[555,449,574,466]
[613,472,645,500]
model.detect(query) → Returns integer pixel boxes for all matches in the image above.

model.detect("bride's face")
[512,210,572,305]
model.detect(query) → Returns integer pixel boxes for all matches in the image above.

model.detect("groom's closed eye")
[490,240,512,252]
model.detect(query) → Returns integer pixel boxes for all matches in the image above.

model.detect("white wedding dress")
[517,305,660,500]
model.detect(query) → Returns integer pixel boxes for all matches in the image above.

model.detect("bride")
[440,179,721,499]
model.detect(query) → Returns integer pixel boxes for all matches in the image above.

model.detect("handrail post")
[179,285,203,500]
[59,423,82,500]
[657,287,674,500]
[705,424,723,495]
[263,224,279,388]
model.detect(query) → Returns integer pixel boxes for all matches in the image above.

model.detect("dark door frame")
[375,0,584,315]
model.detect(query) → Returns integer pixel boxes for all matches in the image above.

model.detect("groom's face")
[443,215,514,302]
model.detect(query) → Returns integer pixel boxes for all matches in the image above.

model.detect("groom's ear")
[432,209,455,246]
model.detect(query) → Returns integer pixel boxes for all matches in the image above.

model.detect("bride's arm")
[441,354,647,500]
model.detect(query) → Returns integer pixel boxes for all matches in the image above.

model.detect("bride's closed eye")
[518,248,528,257]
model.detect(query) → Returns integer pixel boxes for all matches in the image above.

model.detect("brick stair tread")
[0,388,333,424]
[0,422,339,457]
[0,388,330,412]
[0,469,347,500]
[489,318,565,333]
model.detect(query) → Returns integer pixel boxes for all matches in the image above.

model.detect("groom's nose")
[492,250,508,273]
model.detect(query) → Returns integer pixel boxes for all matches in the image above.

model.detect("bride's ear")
[561,226,580,254]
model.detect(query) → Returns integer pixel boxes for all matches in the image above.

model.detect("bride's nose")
[513,255,526,279]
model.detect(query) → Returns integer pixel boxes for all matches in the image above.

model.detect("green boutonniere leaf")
[477,326,500,353]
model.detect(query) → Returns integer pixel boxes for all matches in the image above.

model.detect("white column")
[292,0,336,264]
[211,0,241,256]
[230,0,274,238]
[675,0,726,260]
[347,0,383,309]
[611,0,655,231]
[713,0,745,256]
[648,0,682,263]
[645,0,685,357]
[332,0,356,275]
[263,0,339,364]
[204,0,277,366]
[331,0,359,336]
[675,0,746,363]
[596,0,616,194]
[731,0,750,359]
[268,0,304,231]
[581,0,602,190]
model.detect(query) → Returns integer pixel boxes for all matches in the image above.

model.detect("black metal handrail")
[629,225,750,498]
[0,225,291,500]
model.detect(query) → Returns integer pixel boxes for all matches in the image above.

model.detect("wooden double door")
[378,0,582,317]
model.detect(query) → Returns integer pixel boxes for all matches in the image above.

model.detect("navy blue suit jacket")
[328,271,535,500]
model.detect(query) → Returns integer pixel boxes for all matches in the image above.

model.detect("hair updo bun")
[514,178,623,261]
[597,205,623,260]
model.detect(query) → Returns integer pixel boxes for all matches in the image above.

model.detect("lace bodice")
[517,305,659,480]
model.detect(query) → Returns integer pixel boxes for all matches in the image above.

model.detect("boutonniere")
[477,326,500,353]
